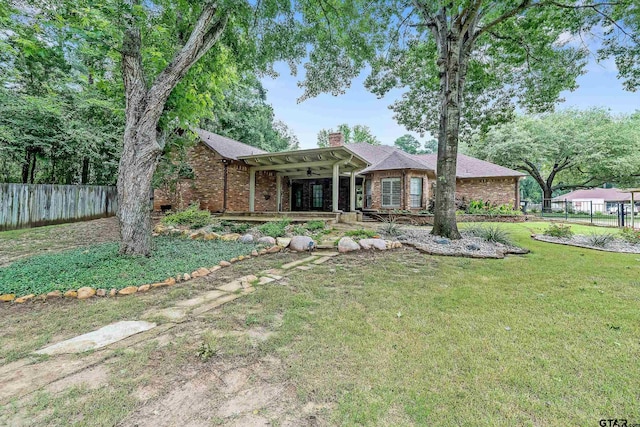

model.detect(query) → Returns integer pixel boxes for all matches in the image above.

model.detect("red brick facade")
[154,143,290,213]
[154,141,520,213]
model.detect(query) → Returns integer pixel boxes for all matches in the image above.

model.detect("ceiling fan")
[306,167,321,177]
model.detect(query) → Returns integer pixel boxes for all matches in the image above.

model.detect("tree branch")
[473,1,533,42]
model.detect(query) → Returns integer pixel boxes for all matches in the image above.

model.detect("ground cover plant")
[343,228,378,240]
[620,226,640,244]
[257,218,291,237]
[0,236,257,296]
[161,204,212,229]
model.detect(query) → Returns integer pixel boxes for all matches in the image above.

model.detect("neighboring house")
[153,130,525,214]
[552,188,638,213]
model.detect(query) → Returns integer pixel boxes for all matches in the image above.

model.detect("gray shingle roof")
[196,128,267,160]
[344,143,396,164]
[360,150,431,174]
[412,153,525,178]
[552,188,632,202]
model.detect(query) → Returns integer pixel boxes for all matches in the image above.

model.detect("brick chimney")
[328,132,344,147]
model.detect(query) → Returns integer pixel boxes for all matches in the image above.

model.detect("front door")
[292,182,303,210]
[311,184,324,211]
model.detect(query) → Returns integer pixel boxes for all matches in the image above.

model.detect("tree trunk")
[81,157,90,184]
[542,186,553,213]
[431,27,463,239]
[117,124,162,256]
[116,3,227,256]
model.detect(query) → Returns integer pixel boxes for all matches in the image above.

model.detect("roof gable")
[552,188,631,202]
[196,128,267,160]
[360,150,431,174]
[413,153,525,178]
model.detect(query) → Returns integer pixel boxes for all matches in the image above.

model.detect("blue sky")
[261,55,638,150]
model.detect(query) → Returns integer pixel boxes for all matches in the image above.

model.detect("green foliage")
[471,110,640,194]
[197,333,218,361]
[305,220,326,231]
[586,232,616,248]
[258,219,291,238]
[466,200,522,216]
[464,224,512,245]
[230,223,251,234]
[379,218,402,236]
[291,225,307,235]
[544,223,574,239]
[393,134,436,155]
[619,227,640,245]
[161,204,211,229]
[317,124,380,147]
[344,229,378,240]
[0,237,257,296]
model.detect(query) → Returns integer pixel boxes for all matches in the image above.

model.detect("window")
[381,178,401,208]
[365,180,372,209]
[312,184,323,208]
[410,177,423,208]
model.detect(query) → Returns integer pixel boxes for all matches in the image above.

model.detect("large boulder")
[338,237,361,253]
[359,238,387,250]
[276,237,291,248]
[290,236,315,252]
[257,236,276,246]
[239,234,254,244]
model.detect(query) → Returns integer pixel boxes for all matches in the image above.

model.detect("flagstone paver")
[281,256,319,270]
[35,321,157,356]
[313,256,332,265]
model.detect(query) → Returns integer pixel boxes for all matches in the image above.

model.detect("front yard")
[1,221,639,425]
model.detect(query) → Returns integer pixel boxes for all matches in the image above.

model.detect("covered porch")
[239,146,369,214]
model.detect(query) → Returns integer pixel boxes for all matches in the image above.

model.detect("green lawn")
[2,221,639,425]
[221,221,640,424]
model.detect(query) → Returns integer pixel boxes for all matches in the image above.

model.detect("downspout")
[222,159,228,212]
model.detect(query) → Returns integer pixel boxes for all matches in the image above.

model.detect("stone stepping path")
[5,253,339,407]
[35,321,157,356]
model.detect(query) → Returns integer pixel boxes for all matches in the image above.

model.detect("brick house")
[154,129,525,214]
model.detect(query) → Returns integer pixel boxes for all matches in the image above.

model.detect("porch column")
[332,162,340,212]
[276,175,282,212]
[249,167,256,212]
[350,171,356,212]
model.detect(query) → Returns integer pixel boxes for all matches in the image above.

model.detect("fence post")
[565,200,568,220]
[590,200,593,225]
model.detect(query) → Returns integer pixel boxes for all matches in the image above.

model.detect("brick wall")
[154,142,287,213]
[365,171,519,211]
[366,170,430,211]
[456,177,519,208]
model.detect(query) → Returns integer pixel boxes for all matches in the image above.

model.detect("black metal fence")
[526,199,639,228]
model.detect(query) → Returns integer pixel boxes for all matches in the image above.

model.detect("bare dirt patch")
[0,217,120,267]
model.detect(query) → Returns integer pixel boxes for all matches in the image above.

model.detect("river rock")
[239,234,254,244]
[118,286,138,296]
[276,237,291,248]
[257,236,276,246]
[359,238,387,250]
[0,294,16,302]
[77,287,96,300]
[338,237,361,253]
[221,233,241,241]
[290,236,315,252]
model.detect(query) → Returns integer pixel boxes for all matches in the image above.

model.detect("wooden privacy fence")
[0,183,117,231]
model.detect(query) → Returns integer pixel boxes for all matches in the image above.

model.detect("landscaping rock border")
[0,232,407,305]
[533,234,640,254]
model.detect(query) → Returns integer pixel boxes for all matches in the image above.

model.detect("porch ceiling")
[238,146,369,175]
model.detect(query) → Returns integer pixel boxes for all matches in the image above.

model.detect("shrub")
[466,199,522,216]
[544,223,574,238]
[587,232,616,248]
[620,227,640,244]
[230,223,250,234]
[465,224,512,245]
[292,225,307,235]
[344,229,378,240]
[258,219,291,237]
[305,220,326,231]
[379,217,402,236]
[162,204,211,229]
